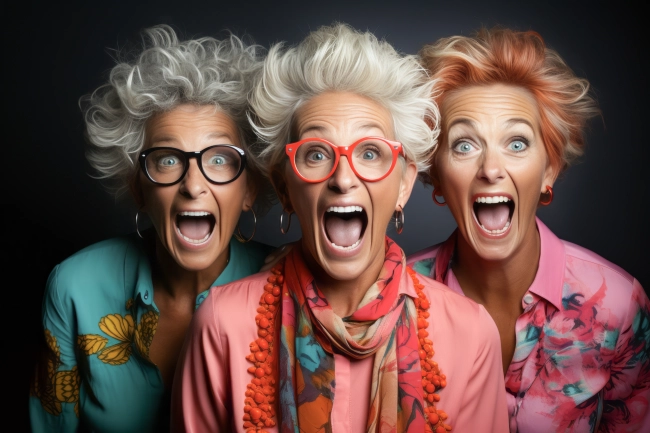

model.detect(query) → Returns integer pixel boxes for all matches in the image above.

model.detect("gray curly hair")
[81,24,271,209]
[248,22,440,180]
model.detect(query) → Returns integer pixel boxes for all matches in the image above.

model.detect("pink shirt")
[171,265,509,432]
[407,218,650,432]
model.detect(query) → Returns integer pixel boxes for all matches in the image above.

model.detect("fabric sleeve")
[171,289,231,433]
[454,304,510,432]
[29,265,81,433]
[600,279,650,432]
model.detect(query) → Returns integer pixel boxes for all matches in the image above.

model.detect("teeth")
[178,211,211,217]
[176,227,211,244]
[479,220,511,234]
[475,196,511,204]
[327,206,363,213]
[331,239,361,250]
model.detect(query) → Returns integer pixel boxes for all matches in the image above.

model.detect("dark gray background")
[10,0,648,430]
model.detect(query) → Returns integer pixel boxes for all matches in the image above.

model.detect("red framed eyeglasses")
[285,136,405,183]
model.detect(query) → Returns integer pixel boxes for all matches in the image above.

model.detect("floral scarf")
[278,236,426,433]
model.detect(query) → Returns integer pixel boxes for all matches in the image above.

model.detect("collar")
[434,218,565,310]
[528,217,565,310]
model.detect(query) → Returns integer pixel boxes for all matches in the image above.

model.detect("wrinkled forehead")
[293,91,395,143]
[144,104,241,150]
[442,84,541,134]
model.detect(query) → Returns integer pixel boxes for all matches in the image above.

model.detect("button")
[144,290,149,300]
[523,293,534,305]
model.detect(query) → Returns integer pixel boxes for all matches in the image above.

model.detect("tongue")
[177,217,212,240]
[325,215,363,247]
[476,203,510,231]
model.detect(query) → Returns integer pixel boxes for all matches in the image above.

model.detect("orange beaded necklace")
[243,262,451,433]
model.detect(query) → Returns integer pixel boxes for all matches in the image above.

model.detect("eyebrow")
[504,118,535,130]
[446,118,478,130]
[446,117,535,131]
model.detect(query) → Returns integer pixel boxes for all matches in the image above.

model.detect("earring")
[394,205,405,234]
[539,185,553,206]
[280,209,293,235]
[234,208,257,243]
[135,208,145,239]
[432,188,446,206]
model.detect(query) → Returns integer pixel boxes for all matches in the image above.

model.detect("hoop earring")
[432,188,446,206]
[234,208,257,243]
[394,205,405,235]
[135,209,145,239]
[539,185,553,206]
[280,209,293,235]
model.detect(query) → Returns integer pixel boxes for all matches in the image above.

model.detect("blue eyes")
[452,139,528,154]
[508,140,527,152]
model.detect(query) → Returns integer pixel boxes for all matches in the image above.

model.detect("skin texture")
[432,84,556,372]
[132,104,255,387]
[273,91,418,317]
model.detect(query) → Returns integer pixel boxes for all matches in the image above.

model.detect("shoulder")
[45,235,146,303]
[562,239,636,286]
[406,243,443,277]
[561,239,646,304]
[417,272,492,330]
[557,239,648,329]
[196,271,271,333]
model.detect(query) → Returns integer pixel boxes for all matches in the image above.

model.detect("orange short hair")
[419,27,600,182]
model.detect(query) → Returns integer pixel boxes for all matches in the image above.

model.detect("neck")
[453,225,541,308]
[150,237,229,300]
[302,242,386,318]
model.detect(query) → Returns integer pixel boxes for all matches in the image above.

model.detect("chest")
[504,300,614,432]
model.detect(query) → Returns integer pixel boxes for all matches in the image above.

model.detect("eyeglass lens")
[145,147,242,184]
[294,139,395,181]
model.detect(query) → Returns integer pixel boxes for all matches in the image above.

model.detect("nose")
[477,147,505,183]
[328,155,359,193]
[179,158,208,198]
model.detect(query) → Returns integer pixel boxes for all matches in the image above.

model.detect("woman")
[408,27,650,432]
[29,25,272,433]
[172,23,509,433]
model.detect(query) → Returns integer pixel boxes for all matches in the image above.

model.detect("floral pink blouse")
[407,218,650,433]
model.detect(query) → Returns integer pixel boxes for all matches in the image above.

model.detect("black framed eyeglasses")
[138,145,247,186]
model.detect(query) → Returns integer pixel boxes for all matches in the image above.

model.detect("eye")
[362,149,378,160]
[159,155,180,166]
[508,140,528,152]
[453,141,474,154]
[209,155,226,165]
[308,152,325,161]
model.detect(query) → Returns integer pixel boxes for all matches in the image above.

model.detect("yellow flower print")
[95,314,135,365]
[135,311,158,360]
[31,329,80,417]
[77,334,108,355]
[126,298,134,310]
[78,311,159,366]
[99,313,135,342]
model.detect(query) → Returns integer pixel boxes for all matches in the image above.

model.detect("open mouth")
[323,205,368,250]
[473,196,514,235]
[176,211,216,244]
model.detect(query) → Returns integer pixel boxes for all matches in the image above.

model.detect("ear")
[542,161,558,194]
[396,161,418,210]
[129,172,146,211]
[270,166,293,213]
[241,173,259,212]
